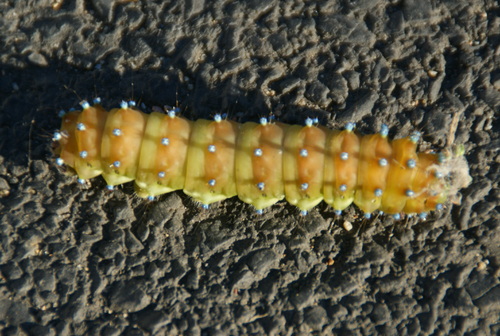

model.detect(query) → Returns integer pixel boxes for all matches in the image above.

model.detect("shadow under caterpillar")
[53,99,471,219]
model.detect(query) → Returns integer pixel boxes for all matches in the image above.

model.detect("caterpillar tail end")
[439,145,472,206]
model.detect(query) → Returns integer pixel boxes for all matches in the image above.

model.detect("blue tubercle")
[410,131,421,143]
[76,123,86,131]
[378,158,388,167]
[380,124,389,137]
[345,122,355,132]
[168,109,176,118]
[80,100,90,109]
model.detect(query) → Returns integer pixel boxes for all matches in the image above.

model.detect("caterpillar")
[53,99,470,219]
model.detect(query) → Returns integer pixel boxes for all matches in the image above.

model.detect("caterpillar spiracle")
[53,99,470,219]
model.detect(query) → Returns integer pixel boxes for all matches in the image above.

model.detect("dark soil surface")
[0,0,499,335]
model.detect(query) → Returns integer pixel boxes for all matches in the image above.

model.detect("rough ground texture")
[0,0,499,335]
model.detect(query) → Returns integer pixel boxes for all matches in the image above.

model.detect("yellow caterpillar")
[53,99,470,219]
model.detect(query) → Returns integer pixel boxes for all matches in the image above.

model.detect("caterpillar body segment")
[353,132,392,214]
[183,118,239,206]
[74,103,107,179]
[323,128,360,212]
[283,124,327,212]
[379,137,419,214]
[235,121,287,211]
[54,101,463,217]
[57,111,80,169]
[135,111,192,197]
[404,153,446,215]
[100,104,148,186]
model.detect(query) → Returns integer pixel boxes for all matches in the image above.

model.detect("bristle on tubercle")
[53,100,471,220]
